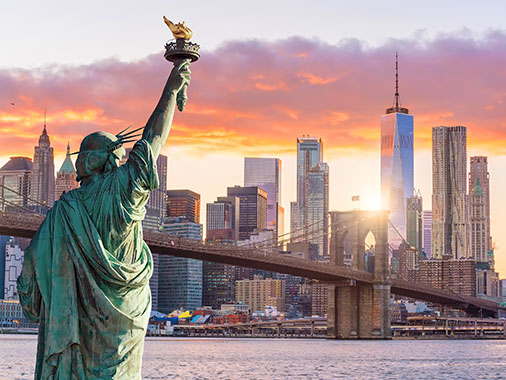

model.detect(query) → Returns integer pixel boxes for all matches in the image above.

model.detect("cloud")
[1,32,506,159]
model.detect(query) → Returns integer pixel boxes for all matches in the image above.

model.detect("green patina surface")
[17,59,191,379]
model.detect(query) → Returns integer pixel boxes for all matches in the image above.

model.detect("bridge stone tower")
[327,210,391,339]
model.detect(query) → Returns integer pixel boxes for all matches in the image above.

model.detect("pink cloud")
[1,32,506,158]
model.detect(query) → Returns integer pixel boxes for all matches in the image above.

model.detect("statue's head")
[75,131,126,182]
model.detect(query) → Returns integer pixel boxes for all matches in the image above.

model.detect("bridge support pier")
[327,210,391,339]
[327,282,390,339]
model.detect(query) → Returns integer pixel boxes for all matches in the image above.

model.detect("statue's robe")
[18,140,156,380]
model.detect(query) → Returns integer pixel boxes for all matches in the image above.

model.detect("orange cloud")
[1,33,506,159]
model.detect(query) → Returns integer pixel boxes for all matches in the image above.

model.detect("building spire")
[43,108,47,135]
[395,52,400,109]
[66,141,70,155]
[386,52,409,114]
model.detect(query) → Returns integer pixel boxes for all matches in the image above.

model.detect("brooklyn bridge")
[1,193,504,339]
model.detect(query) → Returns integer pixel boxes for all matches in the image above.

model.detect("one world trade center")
[381,54,414,248]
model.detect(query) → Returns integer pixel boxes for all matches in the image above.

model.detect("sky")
[2,1,506,275]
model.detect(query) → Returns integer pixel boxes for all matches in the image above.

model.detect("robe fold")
[18,139,157,380]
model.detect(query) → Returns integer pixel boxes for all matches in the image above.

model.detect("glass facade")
[306,163,329,256]
[296,137,323,229]
[244,158,283,237]
[157,218,203,313]
[381,112,414,247]
[227,186,267,241]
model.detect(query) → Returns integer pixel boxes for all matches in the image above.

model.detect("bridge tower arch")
[327,210,391,339]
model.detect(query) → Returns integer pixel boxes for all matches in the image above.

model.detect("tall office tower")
[158,216,203,313]
[422,211,432,258]
[206,196,239,242]
[203,197,239,308]
[470,179,488,264]
[294,137,329,256]
[55,143,79,198]
[296,137,323,228]
[31,117,55,208]
[406,191,423,254]
[166,189,201,223]
[432,126,469,259]
[469,157,492,266]
[0,157,32,210]
[380,55,414,248]
[244,158,284,238]
[227,186,267,241]
[306,163,329,256]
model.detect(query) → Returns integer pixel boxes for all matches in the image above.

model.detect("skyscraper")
[296,137,323,228]
[244,157,283,238]
[422,211,432,258]
[31,116,55,208]
[406,192,423,254]
[469,156,492,266]
[227,186,267,241]
[158,216,203,313]
[0,157,32,210]
[469,178,488,264]
[293,137,329,256]
[432,126,469,259]
[166,189,201,223]
[306,163,329,256]
[55,143,79,198]
[380,55,414,247]
[203,196,239,308]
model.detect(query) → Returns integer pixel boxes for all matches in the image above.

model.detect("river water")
[1,334,506,379]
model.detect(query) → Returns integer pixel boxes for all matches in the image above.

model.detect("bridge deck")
[0,211,502,316]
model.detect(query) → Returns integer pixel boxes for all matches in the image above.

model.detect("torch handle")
[177,83,188,112]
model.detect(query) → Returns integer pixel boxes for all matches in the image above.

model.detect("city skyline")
[2,4,506,278]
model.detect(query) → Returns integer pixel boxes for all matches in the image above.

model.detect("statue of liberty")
[17,57,191,379]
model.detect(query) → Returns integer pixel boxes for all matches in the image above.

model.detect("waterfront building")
[202,261,235,309]
[432,126,469,259]
[244,157,284,239]
[380,56,414,248]
[409,256,476,297]
[158,217,203,313]
[31,119,55,208]
[406,192,423,255]
[166,189,201,223]
[203,196,239,309]
[227,186,267,241]
[235,276,285,313]
[4,238,24,300]
[0,299,34,328]
[311,283,328,317]
[422,211,432,258]
[0,157,32,210]
[55,143,79,198]
[469,157,492,267]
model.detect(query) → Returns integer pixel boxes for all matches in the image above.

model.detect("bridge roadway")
[1,210,503,317]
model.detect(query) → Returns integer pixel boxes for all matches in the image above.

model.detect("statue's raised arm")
[142,59,191,158]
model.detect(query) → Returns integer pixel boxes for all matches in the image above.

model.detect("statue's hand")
[167,59,191,95]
